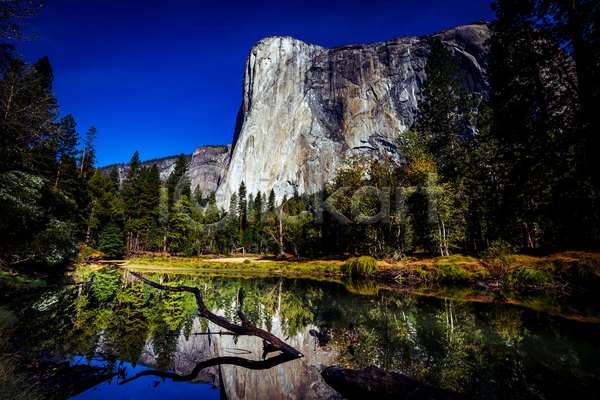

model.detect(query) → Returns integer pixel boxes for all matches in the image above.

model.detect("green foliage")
[481,239,515,277]
[0,157,79,268]
[92,267,121,303]
[416,261,490,283]
[99,223,124,258]
[0,271,45,290]
[341,256,378,275]
[503,264,555,287]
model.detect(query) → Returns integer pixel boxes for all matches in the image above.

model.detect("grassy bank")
[126,256,346,275]
[124,250,600,291]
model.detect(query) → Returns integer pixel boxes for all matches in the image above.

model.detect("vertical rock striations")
[216,21,490,208]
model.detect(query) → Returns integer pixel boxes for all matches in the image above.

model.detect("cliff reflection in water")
[9,268,600,400]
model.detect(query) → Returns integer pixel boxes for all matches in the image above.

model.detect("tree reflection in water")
[7,267,600,400]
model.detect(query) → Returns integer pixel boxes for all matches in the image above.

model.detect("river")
[4,267,600,399]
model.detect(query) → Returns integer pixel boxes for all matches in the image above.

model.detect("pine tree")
[192,185,202,207]
[122,151,143,253]
[99,222,125,258]
[487,0,580,247]
[139,163,162,247]
[205,191,219,224]
[238,181,247,231]
[166,153,191,208]
[79,126,98,177]
[109,165,120,194]
[254,192,263,219]
[417,38,474,178]
[268,189,276,214]
[33,55,53,91]
[55,114,79,187]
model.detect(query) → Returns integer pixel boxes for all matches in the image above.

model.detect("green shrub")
[243,259,251,264]
[341,256,378,275]
[503,265,555,287]
[481,239,516,276]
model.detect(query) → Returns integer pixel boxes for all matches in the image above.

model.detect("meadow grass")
[124,251,600,290]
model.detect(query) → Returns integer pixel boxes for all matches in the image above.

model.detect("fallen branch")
[127,270,303,358]
[119,353,298,385]
[166,331,240,336]
[321,365,481,400]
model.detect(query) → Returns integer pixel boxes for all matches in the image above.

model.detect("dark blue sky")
[16,0,495,166]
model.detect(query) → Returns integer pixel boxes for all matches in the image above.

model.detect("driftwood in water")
[321,365,481,400]
[119,353,298,385]
[127,270,302,358]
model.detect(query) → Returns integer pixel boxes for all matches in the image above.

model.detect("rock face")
[100,144,231,198]
[188,144,231,196]
[216,21,490,208]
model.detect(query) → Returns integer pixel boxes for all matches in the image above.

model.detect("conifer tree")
[205,191,219,224]
[109,165,120,194]
[139,163,162,246]
[99,222,124,258]
[417,38,474,178]
[166,153,191,208]
[192,185,202,207]
[79,126,98,177]
[268,189,276,214]
[487,0,582,247]
[122,151,143,252]
[254,192,263,219]
[238,181,247,231]
[54,114,79,187]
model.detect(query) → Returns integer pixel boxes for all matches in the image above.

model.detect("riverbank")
[122,251,600,292]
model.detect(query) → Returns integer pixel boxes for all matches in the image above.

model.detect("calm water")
[6,268,600,399]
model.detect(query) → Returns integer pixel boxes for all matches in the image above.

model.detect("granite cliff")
[215,21,490,208]
[100,22,490,208]
[100,144,230,197]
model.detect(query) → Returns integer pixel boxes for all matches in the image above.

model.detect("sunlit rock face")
[137,312,341,399]
[216,21,490,208]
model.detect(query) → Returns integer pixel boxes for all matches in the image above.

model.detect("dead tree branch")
[127,270,303,358]
[119,353,298,385]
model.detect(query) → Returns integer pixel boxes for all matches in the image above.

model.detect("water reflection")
[7,268,600,400]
